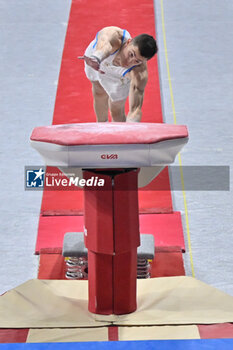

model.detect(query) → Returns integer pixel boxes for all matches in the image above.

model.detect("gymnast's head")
[121,34,158,67]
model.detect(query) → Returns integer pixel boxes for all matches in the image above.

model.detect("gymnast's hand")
[78,55,105,74]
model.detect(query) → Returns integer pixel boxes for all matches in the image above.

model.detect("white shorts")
[84,40,130,102]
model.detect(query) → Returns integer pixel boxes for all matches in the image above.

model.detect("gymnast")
[79,26,158,122]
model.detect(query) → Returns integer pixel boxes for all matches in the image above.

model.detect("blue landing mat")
[1,339,233,350]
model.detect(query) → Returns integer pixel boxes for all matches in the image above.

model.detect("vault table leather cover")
[30,123,188,168]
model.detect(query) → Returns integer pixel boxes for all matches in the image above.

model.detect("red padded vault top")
[30,122,188,146]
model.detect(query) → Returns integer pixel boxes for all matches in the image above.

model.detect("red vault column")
[83,169,140,315]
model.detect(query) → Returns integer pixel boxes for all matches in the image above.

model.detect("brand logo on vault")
[100,154,118,159]
[26,168,45,188]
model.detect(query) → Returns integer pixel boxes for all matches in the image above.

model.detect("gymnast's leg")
[91,81,109,122]
[109,98,127,122]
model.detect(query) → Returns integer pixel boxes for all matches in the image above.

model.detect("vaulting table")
[30,122,188,315]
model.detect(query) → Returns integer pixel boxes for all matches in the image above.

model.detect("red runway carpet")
[36,0,180,260]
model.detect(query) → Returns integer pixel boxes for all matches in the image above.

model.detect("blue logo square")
[26,168,45,188]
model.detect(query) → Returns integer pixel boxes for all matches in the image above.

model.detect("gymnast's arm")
[78,27,122,71]
[127,64,148,122]
[93,27,122,62]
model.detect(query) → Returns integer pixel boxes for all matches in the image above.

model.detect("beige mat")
[27,327,109,343]
[0,277,233,328]
[26,325,200,342]
[118,325,200,341]
[0,279,108,328]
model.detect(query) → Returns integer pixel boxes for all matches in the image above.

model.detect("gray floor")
[155,0,233,294]
[0,0,72,293]
[0,0,232,296]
